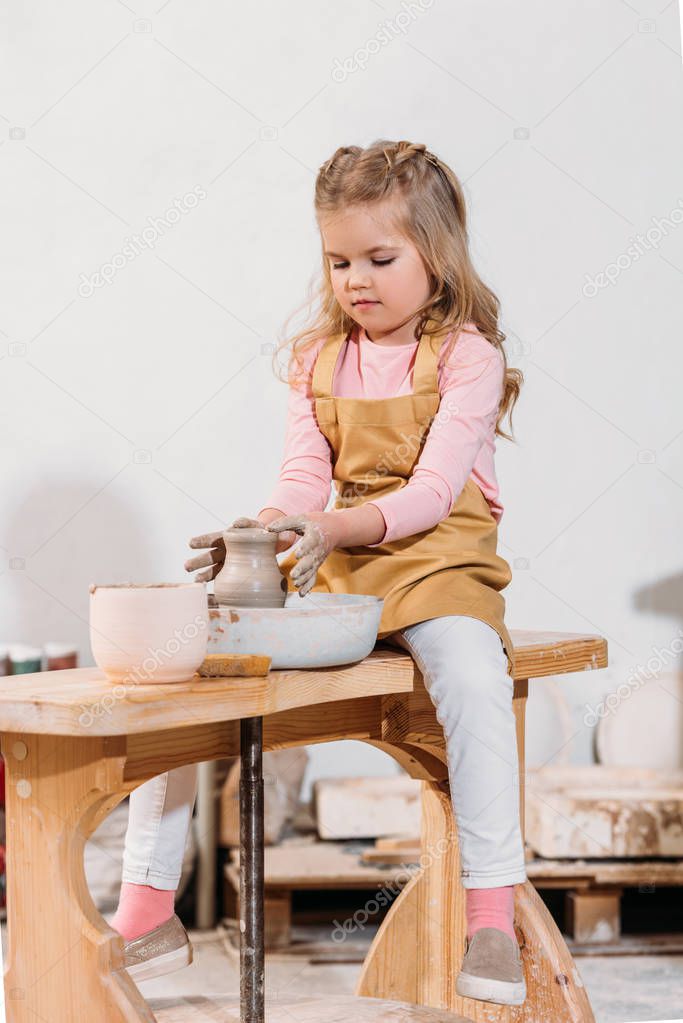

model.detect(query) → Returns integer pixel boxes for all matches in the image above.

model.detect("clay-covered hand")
[232,515,300,555]
[231,516,263,529]
[184,530,227,583]
[184,518,262,582]
[266,512,342,597]
[185,518,300,581]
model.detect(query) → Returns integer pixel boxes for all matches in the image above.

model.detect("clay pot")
[214,527,288,608]
[89,582,209,684]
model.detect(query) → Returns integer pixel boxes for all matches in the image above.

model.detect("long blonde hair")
[272,138,523,441]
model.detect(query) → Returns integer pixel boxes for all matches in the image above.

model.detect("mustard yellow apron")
[278,322,515,677]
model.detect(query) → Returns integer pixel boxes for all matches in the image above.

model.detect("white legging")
[120,614,527,890]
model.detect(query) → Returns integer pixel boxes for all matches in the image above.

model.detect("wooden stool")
[150,993,471,1021]
[349,632,607,1021]
[0,629,606,1022]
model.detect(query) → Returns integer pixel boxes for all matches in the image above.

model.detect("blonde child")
[111,139,526,1007]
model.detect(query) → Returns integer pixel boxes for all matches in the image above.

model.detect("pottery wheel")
[207,592,384,669]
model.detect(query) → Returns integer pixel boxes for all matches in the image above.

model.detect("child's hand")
[184,519,263,580]
[231,515,298,556]
[184,530,226,583]
[266,512,341,597]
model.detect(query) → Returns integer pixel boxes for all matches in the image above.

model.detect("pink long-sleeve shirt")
[258,323,505,547]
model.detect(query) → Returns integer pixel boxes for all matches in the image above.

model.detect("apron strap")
[312,331,349,398]
[412,333,442,396]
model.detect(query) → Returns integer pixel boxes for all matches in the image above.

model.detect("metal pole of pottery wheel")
[240,716,265,1023]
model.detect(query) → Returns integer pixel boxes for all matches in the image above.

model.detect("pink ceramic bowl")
[89,582,209,684]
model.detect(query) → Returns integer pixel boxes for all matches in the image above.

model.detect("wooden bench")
[527,855,683,949]
[151,993,471,1021]
[222,837,421,952]
[0,628,607,1022]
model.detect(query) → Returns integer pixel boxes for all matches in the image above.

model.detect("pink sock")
[110,882,176,942]
[466,885,516,942]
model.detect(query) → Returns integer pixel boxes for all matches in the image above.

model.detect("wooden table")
[0,629,607,1022]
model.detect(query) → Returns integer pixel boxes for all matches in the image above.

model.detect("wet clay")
[214,527,287,609]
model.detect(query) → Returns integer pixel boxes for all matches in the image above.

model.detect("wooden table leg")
[240,717,264,1023]
[358,778,596,1021]
[514,678,528,837]
[1,732,154,1023]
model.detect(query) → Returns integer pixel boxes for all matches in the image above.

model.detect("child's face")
[320,202,431,338]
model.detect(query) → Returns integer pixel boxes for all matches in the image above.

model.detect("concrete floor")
[128,927,683,1023]
[2,921,681,1022]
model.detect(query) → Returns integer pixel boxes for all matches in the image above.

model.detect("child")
[111,138,526,1007]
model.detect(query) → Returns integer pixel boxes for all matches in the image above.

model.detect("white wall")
[1,1,682,785]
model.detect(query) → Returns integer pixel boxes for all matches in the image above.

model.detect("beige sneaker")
[121,914,193,983]
[455,927,526,1006]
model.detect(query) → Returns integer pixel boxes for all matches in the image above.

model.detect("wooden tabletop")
[0,648,415,736]
[0,630,606,737]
